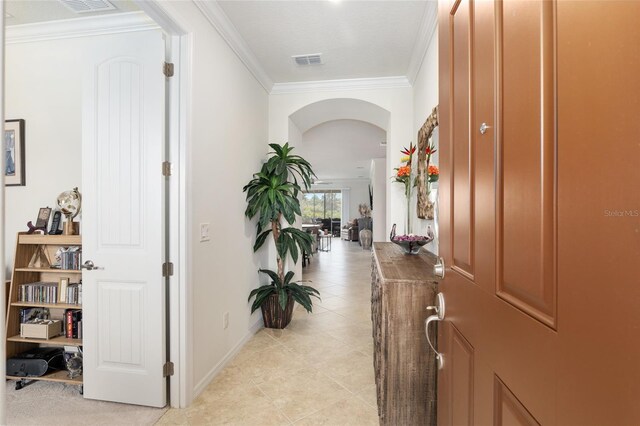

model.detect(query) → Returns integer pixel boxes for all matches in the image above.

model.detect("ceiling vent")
[292,54,323,66]
[59,0,117,14]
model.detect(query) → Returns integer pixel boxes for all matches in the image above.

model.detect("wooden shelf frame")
[18,234,81,246]
[8,370,82,385]
[7,334,82,346]
[11,302,82,310]
[15,268,81,274]
[6,232,83,386]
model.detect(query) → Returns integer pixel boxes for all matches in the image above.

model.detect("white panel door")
[82,30,166,407]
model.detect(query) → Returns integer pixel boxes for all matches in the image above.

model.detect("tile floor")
[157,238,378,425]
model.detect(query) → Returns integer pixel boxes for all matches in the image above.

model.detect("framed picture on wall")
[5,119,25,186]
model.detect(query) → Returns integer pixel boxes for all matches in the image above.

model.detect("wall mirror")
[417,106,439,219]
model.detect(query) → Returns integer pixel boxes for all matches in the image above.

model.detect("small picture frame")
[58,278,69,303]
[4,119,25,186]
[36,207,52,229]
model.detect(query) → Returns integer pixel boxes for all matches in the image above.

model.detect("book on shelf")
[58,278,69,303]
[18,281,82,306]
[19,282,58,304]
[58,247,82,270]
[65,282,82,305]
[20,307,50,323]
[65,309,82,339]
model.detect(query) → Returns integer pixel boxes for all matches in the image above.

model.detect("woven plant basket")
[261,292,295,329]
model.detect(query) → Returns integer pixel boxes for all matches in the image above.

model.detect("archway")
[288,98,390,251]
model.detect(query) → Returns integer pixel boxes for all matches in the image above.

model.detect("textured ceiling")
[6,0,139,26]
[217,0,430,83]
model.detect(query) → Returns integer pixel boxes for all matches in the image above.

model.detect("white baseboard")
[192,319,263,398]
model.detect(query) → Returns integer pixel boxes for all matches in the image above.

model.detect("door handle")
[425,292,445,370]
[426,292,445,319]
[479,122,492,135]
[434,257,445,280]
[81,260,103,270]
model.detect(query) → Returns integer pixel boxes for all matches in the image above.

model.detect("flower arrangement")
[428,164,439,183]
[426,140,439,187]
[392,142,417,234]
[393,142,416,197]
[423,139,439,221]
[390,141,437,253]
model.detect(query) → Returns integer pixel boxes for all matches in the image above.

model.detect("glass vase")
[406,183,412,235]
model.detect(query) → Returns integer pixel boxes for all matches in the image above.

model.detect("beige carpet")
[6,380,167,425]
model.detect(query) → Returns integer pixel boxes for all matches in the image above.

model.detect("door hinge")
[162,161,172,177]
[163,62,174,78]
[163,361,174,377]
[162,262,174,277]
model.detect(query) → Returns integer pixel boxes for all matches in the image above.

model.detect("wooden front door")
[437,0,640,424]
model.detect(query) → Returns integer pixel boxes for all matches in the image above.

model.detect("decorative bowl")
[390,224,434,255]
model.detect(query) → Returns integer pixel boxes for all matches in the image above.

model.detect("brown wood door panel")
[440,0,640,424]
[496,0,557,329]
[440,273,557,424]
[440,0,558,423]
[471,0,497,297]
[555,1,640,423]
[450,323,474,426]
[493,376,540,426]
[450,0,475,278]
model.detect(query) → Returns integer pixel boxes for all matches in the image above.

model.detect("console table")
[371,242,439,425]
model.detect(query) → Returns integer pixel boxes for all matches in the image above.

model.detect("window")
[301,190,342,223]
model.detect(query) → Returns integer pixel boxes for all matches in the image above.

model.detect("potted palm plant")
[243,143,321,329]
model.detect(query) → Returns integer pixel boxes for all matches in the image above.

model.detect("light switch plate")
[200,223,210,242]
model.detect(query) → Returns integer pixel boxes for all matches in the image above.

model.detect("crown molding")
[270,76,411,95]
[406,2,438,85]
[193,0,273,93]
[6,11,159,44]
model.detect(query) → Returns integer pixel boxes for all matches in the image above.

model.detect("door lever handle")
[425,292,445,370]
[434,257,445,280]
[426,315,444,370]
[426,292,445,319]
[81,260,103,271]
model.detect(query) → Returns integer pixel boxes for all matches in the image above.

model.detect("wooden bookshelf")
[5,232,83,389]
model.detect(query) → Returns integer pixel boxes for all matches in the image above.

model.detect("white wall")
[370,158,387,242]
[4,30,167,277]
[269,87,413,240]
[412,27,439,253]
[158,2,270,403]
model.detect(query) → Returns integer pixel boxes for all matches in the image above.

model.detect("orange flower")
[397,166,411,177]
[428,165,439,176]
